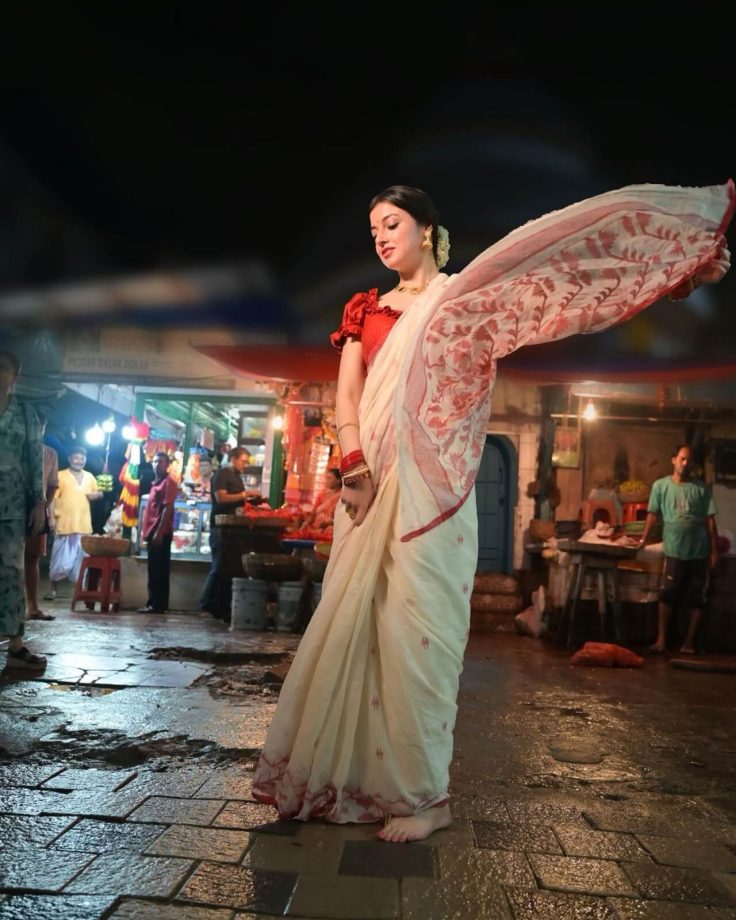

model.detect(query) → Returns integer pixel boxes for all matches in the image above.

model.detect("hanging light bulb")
[582,400,598,421]
[85,422,105,446]
[122,424,136,440]
[271,415,284,430]
[102,416,116,434]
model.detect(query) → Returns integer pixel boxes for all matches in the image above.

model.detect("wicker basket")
[81,535,130,557]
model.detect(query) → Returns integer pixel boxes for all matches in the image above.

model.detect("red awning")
[194,343,736,385]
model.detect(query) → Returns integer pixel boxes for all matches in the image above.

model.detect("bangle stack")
[340,449,372,487]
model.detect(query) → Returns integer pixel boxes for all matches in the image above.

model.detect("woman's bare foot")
[376,804,452,843]
[679,645,696,655]
[650,642,665,654]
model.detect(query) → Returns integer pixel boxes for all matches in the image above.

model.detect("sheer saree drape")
[252,180,734,822]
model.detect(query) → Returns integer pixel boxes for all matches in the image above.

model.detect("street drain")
[148,646,290,665]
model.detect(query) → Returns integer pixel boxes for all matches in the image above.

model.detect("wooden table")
[555,540,639,647]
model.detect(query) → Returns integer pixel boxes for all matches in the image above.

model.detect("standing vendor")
[198,447,258,615]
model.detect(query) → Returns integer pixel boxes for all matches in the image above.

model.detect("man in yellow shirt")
[45,447,102,599]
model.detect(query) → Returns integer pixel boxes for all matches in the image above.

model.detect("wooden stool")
[556,551,624,648]
[72,556,122,612]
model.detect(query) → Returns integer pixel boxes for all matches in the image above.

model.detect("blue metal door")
[475,435,515,573]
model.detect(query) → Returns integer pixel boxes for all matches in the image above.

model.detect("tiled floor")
[0,606,735,918]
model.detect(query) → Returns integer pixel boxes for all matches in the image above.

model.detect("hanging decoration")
[118,417,150,527]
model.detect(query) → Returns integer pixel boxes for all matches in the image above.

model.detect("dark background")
[1,10,735,357]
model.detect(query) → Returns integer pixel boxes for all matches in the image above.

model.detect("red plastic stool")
[72,556,122,612]
[622,502,649,524]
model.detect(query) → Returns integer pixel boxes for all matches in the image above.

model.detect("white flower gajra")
[436,225,450,269]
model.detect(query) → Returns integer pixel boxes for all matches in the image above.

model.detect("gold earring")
[421,229,433,251]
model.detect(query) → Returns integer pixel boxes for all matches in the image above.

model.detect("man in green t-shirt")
[640,444,719,654]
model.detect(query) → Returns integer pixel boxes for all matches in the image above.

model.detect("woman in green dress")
[0,350,48,669]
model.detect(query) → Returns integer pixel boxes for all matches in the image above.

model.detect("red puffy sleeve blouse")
[329,289,402,366]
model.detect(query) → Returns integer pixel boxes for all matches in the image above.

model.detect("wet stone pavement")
[1,599,735,919]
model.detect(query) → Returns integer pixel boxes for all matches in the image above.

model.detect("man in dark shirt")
[198,447,252,615]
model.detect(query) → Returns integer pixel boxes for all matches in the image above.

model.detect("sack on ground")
[570,642,644,668]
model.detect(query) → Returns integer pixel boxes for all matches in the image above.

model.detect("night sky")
[1,10,735,358]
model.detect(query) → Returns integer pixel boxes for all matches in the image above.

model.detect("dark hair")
[369,185,440,262]
[0,350,21,376]
[154,451,170,463]
[327,467,342,483]
[68,446,87,459]
[229,446,250,462]
[672,443,691,458]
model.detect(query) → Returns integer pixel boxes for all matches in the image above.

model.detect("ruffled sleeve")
[329,289,378,351]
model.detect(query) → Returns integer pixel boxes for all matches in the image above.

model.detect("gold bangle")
[337,422,360,435]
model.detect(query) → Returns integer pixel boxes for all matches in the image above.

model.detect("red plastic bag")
[570,642,644,668]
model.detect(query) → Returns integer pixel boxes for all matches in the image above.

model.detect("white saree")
[252,181,734,822]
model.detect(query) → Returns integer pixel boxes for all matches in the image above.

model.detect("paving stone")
[287,874,399,919]
[0,894,116,920]
[711,871,736,902]
[212,801,283,830]
[43,788,149,819]
[440,847,536,888]
[609,897,736,919]
[553,823,652,861]
[505,799,587,825]
[125,769,211,798]
[177,861,297,913]
[402,876,512,919]
[622,862,736,906]
[53,818,168,853]
[473,821,563,854]
[43,768,136,793]
[64,853,194,898]
[0,763,64,787]
[0,787,73,815]
[504,886,618,919]
[195,769,256,801]
[336,838,435,879]
[453,798,511,822]
[242,830,343,875]
[110,901,235,919]
[0,850,94,892]
[128,796,224,826]
[637,835,736,873]
[0,814,75,849]
[529,853,637,897]
[147,824,251,863]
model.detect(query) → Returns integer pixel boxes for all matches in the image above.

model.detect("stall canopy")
[194,343,736,386]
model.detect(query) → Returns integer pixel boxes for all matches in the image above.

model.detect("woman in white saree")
[253,181,733,841]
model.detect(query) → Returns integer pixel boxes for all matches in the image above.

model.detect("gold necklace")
[395,281,429,295]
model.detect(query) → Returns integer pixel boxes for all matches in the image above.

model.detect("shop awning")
[193,343,736,385]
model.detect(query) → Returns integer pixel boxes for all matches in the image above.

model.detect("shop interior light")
[102,416,116,434]
[271,415,284,430]
[582,400,598,421]
[122,424,136,440]
[85,422,105,446]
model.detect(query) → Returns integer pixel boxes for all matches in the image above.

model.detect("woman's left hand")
[27,502,47,537]
[341,477,376,527]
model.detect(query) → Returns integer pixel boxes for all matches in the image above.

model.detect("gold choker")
[395,281,429,295]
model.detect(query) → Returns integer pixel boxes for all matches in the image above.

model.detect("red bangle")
[341,450,365,473]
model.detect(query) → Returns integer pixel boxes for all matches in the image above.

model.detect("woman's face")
[370,201,426,273]
[0,354,18,396]
[326,471,340,491]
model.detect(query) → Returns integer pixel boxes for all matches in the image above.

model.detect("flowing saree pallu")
[252,181,734,823]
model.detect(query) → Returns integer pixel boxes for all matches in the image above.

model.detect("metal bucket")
[230,577,268,630]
